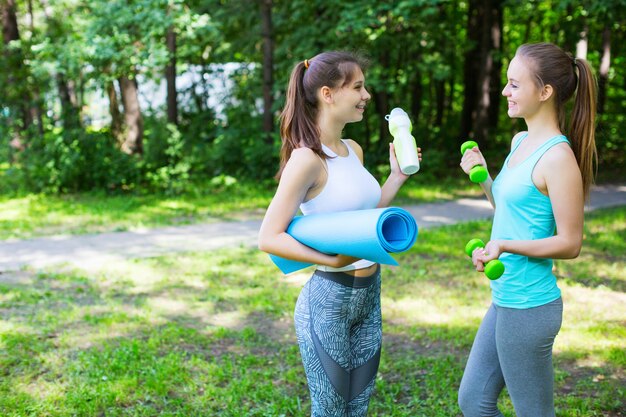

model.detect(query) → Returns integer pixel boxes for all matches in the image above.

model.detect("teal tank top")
[490,133,568,308]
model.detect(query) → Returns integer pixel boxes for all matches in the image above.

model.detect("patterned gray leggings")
[294,266,382,417]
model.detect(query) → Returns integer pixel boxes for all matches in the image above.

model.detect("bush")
[16,128,139,193]
[142,121,191,195]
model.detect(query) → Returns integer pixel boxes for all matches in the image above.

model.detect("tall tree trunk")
[460,0,479,142]
[24,0,44,134]
[1,0,32,133]
[410,66,423,127]
[260,0,274,143]
[374,49,391,158]
[460,0,503,145]
[487,4,503,131]
[165,26,178,125]
[597,25,611,115]
[435,80,445,127]
[118,76,144,155]
[57,73,81,128]
[1,0,19,43]
[107,81,123,141]
[40,0,80,130]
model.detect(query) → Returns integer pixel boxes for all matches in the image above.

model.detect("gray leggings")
[294,266,382,417]
[458,298,563,417]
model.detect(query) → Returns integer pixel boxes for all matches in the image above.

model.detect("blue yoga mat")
[269,207,418,274]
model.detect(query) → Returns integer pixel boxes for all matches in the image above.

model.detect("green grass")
[1,207,624,416]
[0,177,478,241]
[0,182,274,240]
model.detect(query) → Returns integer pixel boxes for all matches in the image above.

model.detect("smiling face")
[502,55,544,120]
[330,66,371,123]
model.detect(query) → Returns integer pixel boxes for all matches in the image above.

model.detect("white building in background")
[84,63,253,129]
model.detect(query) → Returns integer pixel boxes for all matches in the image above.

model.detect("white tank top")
[300,140,382,272]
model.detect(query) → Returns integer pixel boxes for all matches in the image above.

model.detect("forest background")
[1,0,625,196]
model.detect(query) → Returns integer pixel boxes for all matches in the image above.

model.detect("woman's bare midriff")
[346,263,379,277]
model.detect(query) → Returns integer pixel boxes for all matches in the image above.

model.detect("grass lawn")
[0,177,478,241]
[0,207,624,416]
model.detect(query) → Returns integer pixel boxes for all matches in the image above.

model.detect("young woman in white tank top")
[258,51,421,415]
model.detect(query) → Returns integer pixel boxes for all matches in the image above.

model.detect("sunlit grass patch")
[0,182,275,240]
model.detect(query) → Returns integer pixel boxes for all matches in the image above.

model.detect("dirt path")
[1,183,624,273]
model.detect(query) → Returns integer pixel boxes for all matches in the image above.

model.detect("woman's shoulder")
[542,140,576,163]
[286,147,324,170]
[343,139,364,160]
[510,131,527,148]
[535,140,578,182]
[343,138,361,150]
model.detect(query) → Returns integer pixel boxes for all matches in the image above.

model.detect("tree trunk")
[23,0,44,134]
[57,73,81,128]
[260,0,274,143]
[1,0,32,132]
[1,0,20,46]
[375,49,391,157]
[118,76,144,155]
[460,0,479,142]
[487,4,503,131]
[460,0,503,145]
[410,67,423,127]
[435,80,445,127]
[597,25,611,115]
[107,81,123,142]
[41,0,77,130]
[165,26,178,125]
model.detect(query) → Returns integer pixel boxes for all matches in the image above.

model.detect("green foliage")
[15,128,138,193]
[143,121,192,194]
[84,0,173,79]
[1,0,626,194]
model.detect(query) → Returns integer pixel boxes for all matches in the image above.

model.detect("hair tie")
[304,59,309,69]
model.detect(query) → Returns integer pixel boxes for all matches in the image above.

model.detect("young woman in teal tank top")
[458,43,597,417]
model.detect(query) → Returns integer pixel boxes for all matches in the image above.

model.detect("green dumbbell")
[460,141,488,183]
[464,238,504,280]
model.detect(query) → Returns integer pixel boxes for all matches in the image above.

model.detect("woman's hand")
[460,146,488,176]
[471,240,503,272]
[327,255,361,268]
[389,143,422,179]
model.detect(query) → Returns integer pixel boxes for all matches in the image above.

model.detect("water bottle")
[385,108,420,175]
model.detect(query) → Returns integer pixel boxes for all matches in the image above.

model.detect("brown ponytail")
[276,51,369,179]
[516,43,598,200]
[569,58,598,201]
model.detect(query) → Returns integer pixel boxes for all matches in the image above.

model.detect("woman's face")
[502,55,543,119]
[331,67,371,123]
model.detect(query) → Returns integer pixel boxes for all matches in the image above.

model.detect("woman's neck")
[317,111,345,147]
[524,106,561,142]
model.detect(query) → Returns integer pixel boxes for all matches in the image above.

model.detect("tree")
[166,25,178,125]
[460,0,503,145]
[1,0,33,136]
[39,0,83,129]
[259,0,273,143]
[119,75,144,154]
[84,0,173,155]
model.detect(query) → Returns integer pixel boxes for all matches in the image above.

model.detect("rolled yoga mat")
[269,207,418,274]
